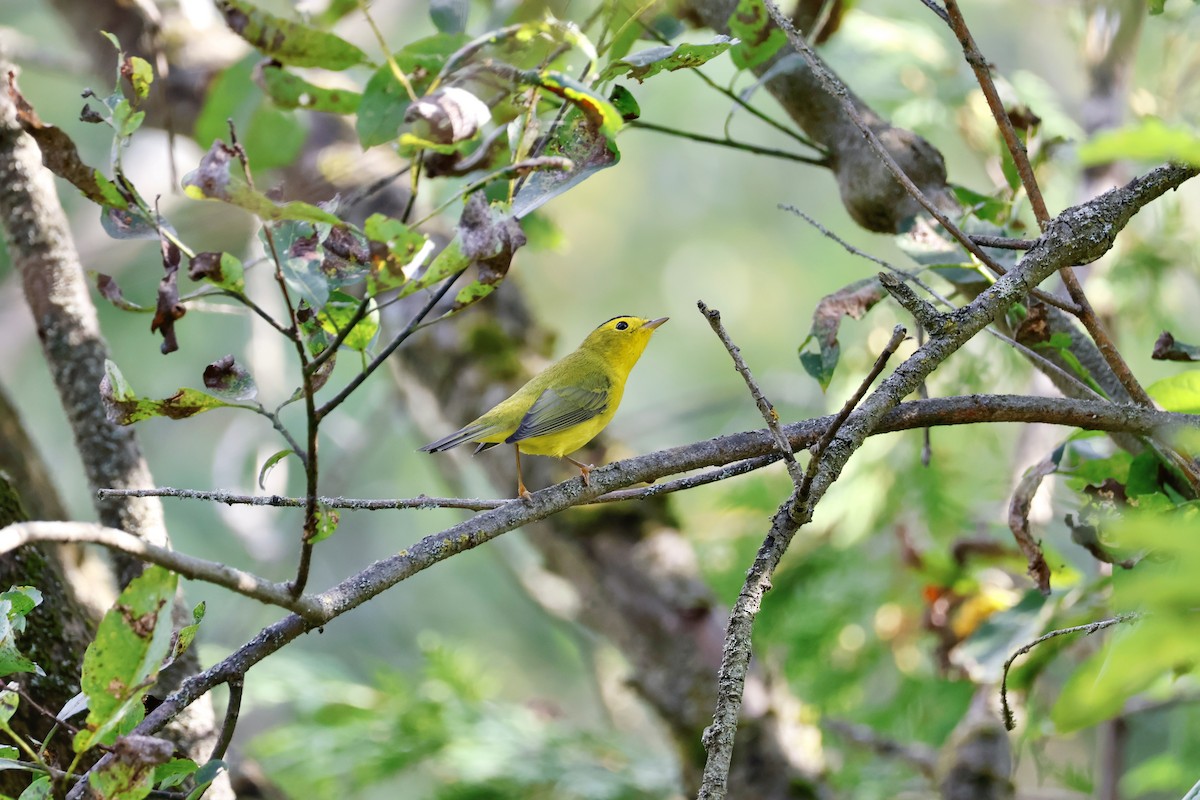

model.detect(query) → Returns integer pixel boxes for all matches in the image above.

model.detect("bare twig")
[798,325,907,499]
[999,612,1140,730]
[970,234,1036,250]
[698,301,805,486]
[208,675,242,762]
[0,522,321,619]
[630,120,827,165]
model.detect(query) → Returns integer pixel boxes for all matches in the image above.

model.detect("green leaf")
[184,761,226,800]
[0,588,44,678]
[155,758,198,790]
[534,71,623,140]
[100,360,235,425]
[75,566,178,753]
[256,64,362,114]
[1053,514,1200,732]
[126,56,154,100]
[309,502,340,545]
[0,686,17,724]
[1148,370,1200,413]
[258,449,296,490]
[215,0,368,70]
[599,36,738,82]
[317,293,379,352]
[430,0,469,33]
[950,591,1049,682]
[171,603,205,665]
[16,776,50,800]
[182,141,339,224]
[1077,118,1200,167]
[356,34,469,148]
[727,0,785,70]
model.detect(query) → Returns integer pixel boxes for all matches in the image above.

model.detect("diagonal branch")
[694,161,1198,799]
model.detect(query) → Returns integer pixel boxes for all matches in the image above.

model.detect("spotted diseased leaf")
[122,56,154,100]
[5,73,129,209]
[93,273,148,312]
[151,238,185,355]
[356,33,469,147]
[534,71,623,141]
[91,734,175,799]
[364,214,432,293]
[75,566,178,753]
[315,292,379,352]
[308,502,340,544]
[215,0,368,70]
[727,0,784,70]
[404,86,490,145]
[599,36,739,82]
[188,252,246,293]
[511,94,621,218]
[0,687,17,725]
[1152,331,1200,362]
[181,140,340,224]
[799,277,887,391]
[256,62,361,114]
[101,205,158,240]
[202,355,258,402]
[444,193,524,313]
[168,603,205,666]
[100,360,234,425]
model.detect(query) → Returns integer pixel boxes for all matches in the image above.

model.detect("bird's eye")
[615,321,629,331]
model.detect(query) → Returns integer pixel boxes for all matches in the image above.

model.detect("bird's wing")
[506,380,610,443]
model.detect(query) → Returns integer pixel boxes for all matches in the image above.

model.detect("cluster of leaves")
[0,569,216,799]
[246,637,675,800]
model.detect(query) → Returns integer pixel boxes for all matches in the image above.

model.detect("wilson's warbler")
[420,315,668,498]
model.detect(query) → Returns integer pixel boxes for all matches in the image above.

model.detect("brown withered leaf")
[150,238,185,354]
[452,192,526,311]
[6,71,126,208]
[94,273,147,311]
[1152,330,1200,362]
[1014,302,1050,346]
[404,86,490,145]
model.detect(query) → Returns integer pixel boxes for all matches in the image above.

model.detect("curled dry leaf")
[151,238,185,354]
[1007,456,1056,595]
[1152,331,1200,362]
[405,86,490,145]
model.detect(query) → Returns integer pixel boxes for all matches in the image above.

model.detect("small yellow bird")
[420,315,668,498]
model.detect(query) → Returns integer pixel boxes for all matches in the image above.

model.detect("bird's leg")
[514,445,532,500]
[563,454,595,486]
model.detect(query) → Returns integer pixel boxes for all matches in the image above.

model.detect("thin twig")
[208,675,243,762]
[970,234,1036,250]
[631,120,827,165]
[0,522,321,619]
[315,270,463,421]
[999,612,1140,730]
[797,325,907,500]
[97,393,1198,511]
[698,301,805,487]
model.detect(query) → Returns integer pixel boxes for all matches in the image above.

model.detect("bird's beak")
[642,317,669,330]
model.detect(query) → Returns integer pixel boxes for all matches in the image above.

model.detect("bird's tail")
[419,422,498,453]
